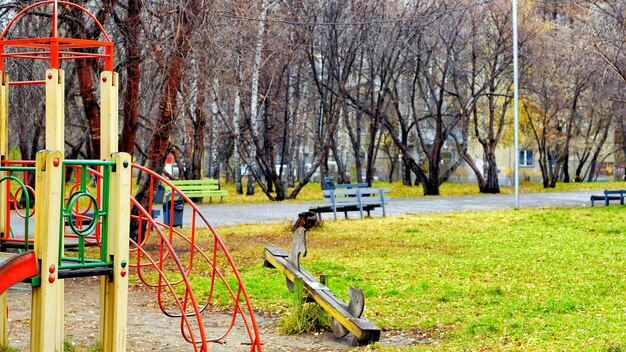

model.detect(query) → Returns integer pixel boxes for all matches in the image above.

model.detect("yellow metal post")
[99,70,129,349]
[31,69,65,352]
[0,72,8,349]
[100,71,118,158]
[99,153,130,351]
[0,72,8,237]
[30,151,64,352]
[45,69,64,152]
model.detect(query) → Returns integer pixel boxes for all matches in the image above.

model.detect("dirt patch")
[3,277,419,351]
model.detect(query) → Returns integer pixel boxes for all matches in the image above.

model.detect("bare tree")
[461,0,518,193]
[116,0,142,156]
[383,2,474,195]
[64,0,119,159]
[133,0,203,208]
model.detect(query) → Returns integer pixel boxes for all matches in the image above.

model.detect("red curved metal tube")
[0,1,112,42]
[130,164,262,351]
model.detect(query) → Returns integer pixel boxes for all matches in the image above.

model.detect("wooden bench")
[309,187,389,220]
[590,190,625,207]
[168,179,229,203]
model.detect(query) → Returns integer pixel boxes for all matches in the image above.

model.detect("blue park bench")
[590,190,626,207]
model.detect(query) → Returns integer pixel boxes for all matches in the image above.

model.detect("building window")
[519,150,534,167]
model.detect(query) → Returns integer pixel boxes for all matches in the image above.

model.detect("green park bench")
[168,179,229,203]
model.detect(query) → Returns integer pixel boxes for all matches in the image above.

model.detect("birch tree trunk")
[209,78,221,179]
[232,83,243,194]
[190,66,207,180]
[247,0,271,195]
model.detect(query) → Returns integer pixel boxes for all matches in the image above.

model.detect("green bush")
[278,302,330,335]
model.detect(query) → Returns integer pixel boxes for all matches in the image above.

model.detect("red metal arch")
[0,0,114,75]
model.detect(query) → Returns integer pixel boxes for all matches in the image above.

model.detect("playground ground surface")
[2,192,623,352]
[4,277,361,351]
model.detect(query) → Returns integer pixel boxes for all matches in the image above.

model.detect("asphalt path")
[7,190,603,235]
[190,190,600,228]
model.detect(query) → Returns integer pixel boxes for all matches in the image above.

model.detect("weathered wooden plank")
[265,246,288,257]
[263,247,381,344]
[263,248,304,284]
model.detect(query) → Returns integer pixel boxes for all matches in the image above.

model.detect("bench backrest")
[322,187,390,206]
[171,179,220,186]
[604,190,626,196]
[168,179,221,191]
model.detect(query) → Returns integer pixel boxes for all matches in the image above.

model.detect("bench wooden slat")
[166,179,229,203]
[170,179,220,185]
[334,183,368,189]
[311,187,389,220]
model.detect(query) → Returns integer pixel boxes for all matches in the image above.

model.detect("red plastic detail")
[0,252,38,295]
[53,158,59,167]
[48,275,55,284]
[48,264,55,274]
[102,76,107,83]
[120,269,126,277]
[47,73,52,80]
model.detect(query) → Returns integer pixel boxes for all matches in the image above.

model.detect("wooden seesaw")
[263,228,381,346]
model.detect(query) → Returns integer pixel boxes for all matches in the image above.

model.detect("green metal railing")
[59,160,115,271]
[0,166,34,252]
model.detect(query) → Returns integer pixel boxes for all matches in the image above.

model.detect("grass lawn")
[211,206,626,351]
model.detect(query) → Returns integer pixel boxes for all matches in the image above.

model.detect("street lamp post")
[513,0,520,209]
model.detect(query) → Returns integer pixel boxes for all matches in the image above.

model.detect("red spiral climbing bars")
[0,161,263,350]
[130,164,262,351]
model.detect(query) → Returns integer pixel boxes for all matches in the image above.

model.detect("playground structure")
[264,228,381,346]
[0,1,261,351]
